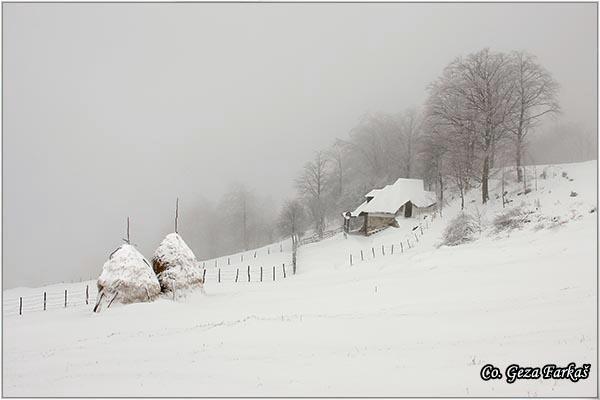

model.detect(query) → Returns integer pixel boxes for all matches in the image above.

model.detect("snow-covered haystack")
[152,233,204,293]
[96,244,161,309]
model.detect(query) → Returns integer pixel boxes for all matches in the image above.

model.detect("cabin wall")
[363,214,396,235]
[397,202,436,219]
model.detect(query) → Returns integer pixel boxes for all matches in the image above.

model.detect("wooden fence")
[4,261,295,317]
[198,238,291,269]
[3,284,96,317]
[6,213,437,317]
[298,226,344,246]
[347,213,437,266]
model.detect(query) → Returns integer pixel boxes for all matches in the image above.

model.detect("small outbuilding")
[345,178,437,236]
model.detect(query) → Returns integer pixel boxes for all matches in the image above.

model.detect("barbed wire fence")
[5,213,438,317]
[3,284,97,317]
[3,259,297,317]
[346,211,438,267]
[198,238,293,269]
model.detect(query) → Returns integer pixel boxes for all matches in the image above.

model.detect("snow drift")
[96,244,161,308]
[152,233,204,293]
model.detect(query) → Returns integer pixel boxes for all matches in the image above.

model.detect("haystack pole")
[175,198,179,234]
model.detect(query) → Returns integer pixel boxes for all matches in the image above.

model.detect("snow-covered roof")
[349,178,436,216]
[365,189,381,198]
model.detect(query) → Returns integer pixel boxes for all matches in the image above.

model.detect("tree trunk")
[502,167,506,208]
[438,171,444,217]
[490,137,496,169]
[482,155,490,204]
[338,158,343,198]
[516,132,523,183]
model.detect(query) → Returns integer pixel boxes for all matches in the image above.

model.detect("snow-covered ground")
[2,161,597,396]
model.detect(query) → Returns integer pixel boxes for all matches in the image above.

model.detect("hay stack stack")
[152,233,204,294]
[95,244,161,311]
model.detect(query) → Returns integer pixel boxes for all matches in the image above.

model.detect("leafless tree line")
[279,108,426,240]
[184,184,278,260]
[282,48,561,238]
[188,48,562,259]
[422,48,560,207]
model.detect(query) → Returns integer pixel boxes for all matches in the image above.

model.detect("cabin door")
[404,201,413,218]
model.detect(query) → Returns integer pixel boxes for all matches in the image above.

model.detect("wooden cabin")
[344,178,437,236]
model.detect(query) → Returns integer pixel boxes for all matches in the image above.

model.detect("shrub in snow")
[152,233,204,293]
[441,213,480,246]
[570,191,578,197]
[96,244,161,309]
[534,214,568,231]
[492,206,532,234]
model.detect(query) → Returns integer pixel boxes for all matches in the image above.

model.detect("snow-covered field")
[2,161,597,397]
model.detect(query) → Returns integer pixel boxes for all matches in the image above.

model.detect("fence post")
[218,268,221,283]
[382,244,385,256]
[203,268,207,282]
[282,264,286,278]
[254,251,257,258]
[400,242,404,253]
[241,254,244,262]
[350,254,353,266]
[407,238,411,248]
[64,290,67,308]
[372,247,375,258]
[272,266,275,281]
[235,268,239,282]
[391,244,394,255]
[86,285,89,305]
[360,250,364,261]
[43,292,46,311]
[228,257,230,265]
[247,265,251,282]
[260,267,263,282]
[19,297,22,315]
[292,251,297,274]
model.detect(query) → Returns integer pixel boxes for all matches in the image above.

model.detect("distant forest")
[184,48,597,261]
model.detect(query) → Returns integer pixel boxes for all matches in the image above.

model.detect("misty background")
[3,3,597,289]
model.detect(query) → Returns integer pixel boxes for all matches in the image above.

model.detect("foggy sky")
[3,3,597,288]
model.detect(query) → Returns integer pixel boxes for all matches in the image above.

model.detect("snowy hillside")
[2,161,597,397]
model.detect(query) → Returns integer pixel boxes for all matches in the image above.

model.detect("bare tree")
[426,49,517,203]
[399,108,423,178]
[419,126,448,215]
[508,51,560,182]
[327,139,346,199]
[345,112,401,185]
[277,199,306,241]
[295,151,330,238]
[221,183,256,251]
